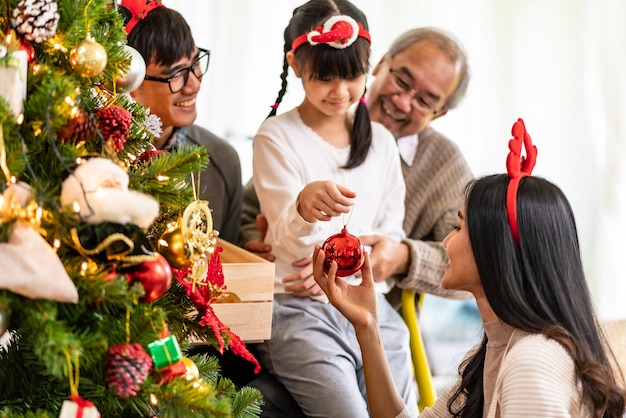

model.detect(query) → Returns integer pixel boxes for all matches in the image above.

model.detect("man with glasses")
[124,0,243,244]
[239,27,474,417]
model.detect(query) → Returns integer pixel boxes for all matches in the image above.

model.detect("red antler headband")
[506,118,538,245]
[291,15,371,53]
[120,0,165,35]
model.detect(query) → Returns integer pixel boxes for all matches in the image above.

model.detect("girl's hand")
[297,181,356,223]
[312,245,377,329]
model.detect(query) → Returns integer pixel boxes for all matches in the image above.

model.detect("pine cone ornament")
[105,343,153,399]
[57,108,97,144]
[11,0,60,44]
[97,104,133,152]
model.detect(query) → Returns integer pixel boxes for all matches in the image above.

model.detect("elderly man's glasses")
[388,66,439,115]
[144,48,210,93]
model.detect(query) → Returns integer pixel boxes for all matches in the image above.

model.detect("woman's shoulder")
[502,332,575,380]
[493,333,586,416]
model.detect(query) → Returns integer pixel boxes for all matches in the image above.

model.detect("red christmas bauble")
[125,254,173,302]
[322,226,364,277]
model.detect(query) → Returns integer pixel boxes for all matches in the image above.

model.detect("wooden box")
[211,238,274,342]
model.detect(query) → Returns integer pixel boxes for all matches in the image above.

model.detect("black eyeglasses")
[144,48,211,93]
[388,66,440,115]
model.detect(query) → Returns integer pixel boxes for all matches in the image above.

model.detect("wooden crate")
[211,238,274,342]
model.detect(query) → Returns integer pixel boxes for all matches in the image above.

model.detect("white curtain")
[163,0,626,319]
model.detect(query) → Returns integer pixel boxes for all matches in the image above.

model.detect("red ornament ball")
[125,254,173,302]
[322,226,364,277]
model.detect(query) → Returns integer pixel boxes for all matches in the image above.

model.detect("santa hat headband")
[119,0,165,35]
[505,118,537,245]
[291,15,371,53]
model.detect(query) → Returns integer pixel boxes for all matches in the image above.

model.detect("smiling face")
[287,50,366,123]
[131,51,202,148]
[367,40,461,138]
[441,206,482,295]
[300,72,367,119]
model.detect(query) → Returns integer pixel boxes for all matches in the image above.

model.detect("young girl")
[252,1,417,416]
[313,119,626,418]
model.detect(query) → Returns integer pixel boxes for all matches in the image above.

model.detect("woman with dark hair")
[313,119,626,417]
[253,0,416,416]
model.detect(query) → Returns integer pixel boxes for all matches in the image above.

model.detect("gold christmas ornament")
[182,357,200,381]
[157,223,191,269]
[213,291,241,304]
[69,34,107,78]
[181,200,218,283]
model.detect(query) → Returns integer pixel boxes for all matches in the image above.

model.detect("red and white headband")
[506,118,537,245]
[291,15,371,53]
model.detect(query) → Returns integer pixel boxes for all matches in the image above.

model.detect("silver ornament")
[0,307,8,336]
[105,45,146,94]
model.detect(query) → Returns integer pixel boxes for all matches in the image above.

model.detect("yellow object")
[401,289,437,411]
[182,357,200,381]
[69,34,107,78]
[158,224,191,269]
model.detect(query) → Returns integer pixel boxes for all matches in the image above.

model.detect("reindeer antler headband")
[291,15,371,53]
[119,0,165,35]
[506,118,537,245]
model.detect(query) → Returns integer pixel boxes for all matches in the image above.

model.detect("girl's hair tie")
[505,118,537,245]
[291,15,370,53]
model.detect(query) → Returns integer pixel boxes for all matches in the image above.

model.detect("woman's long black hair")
[447,174,626,418]
[268,0,372,169]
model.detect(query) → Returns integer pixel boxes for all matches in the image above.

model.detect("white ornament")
[59,399,101,418]
[144,109,163,138]
[60,158,159,229]
[0,50,28,117]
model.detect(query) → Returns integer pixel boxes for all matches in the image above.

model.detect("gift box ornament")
[59,396,101,418]
[148,334,182,370]
[0,48,27,117]
[154,358,187,384]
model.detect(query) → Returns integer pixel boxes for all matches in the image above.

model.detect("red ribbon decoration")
[505,118,537,245]
[173,247,261,373]
[291,17,370,52]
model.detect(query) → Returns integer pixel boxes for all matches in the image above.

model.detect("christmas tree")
[0,0,263,416]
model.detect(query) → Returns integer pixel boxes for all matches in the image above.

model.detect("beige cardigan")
[397,331,589,417]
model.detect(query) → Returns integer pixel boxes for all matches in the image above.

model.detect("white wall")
[164,0,626,319]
